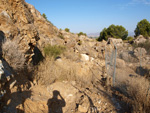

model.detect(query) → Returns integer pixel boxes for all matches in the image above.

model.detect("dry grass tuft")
[34,57,93,87]
[34,58,76,86]
[127,77,150,113]
[115,74,150,113]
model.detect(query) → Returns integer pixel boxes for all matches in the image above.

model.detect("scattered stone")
[80,53,90,61]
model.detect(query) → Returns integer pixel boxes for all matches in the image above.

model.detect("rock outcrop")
[0,0,58,63]
[134,35,146,44]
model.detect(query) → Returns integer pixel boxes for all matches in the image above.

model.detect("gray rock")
[134,35,146,44]
[116,59,126,68]
[134,47,147,59]
[107,38,123,47]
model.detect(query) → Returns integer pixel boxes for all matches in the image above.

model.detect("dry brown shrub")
[63,49,81,61]
[34,58,93,87]
[127,77,150,113]
[34,58,77,86]
[115,74,150,113]
[2,39,25,71]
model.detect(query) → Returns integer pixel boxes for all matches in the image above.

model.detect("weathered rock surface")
[0,0,58,63]
[116,58,126,68]
[134,47,147,59]
[134,35,146,44]
[107,38,123,47]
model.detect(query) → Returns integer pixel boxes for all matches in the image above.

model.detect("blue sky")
[25,0,150,34]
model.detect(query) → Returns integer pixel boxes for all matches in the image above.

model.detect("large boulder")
[116,59,126,68]
[107,38,123,47]
[134,35,146,44]
[134,47,147,59]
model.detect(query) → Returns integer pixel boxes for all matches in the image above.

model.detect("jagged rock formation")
[0,0,58,63]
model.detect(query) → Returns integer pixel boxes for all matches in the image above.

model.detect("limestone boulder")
[107,38,123,47]
[116,59,126,68]
[134,47,147,59]
[134,35,146,44]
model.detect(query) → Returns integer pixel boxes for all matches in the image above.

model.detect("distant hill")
[128,32,135,37]
[87,32,99,38]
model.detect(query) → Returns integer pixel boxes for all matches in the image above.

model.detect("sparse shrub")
[42,13,54,26]
[42,13,47,20]
[63,50,81,61]
[34,58,77,86]
[127,36,134,42]
[34,57,93,87]
[115,75,150,113]
[43,44,66,59]
[127,77,150,113]
[78,32,87,37]
[2,39,25,71]
[65,28,70,32]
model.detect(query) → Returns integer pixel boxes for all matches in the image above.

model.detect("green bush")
[65,28,70,32]
[126,36,134,41]
[42,13,47,20]
[134,19,150,37]
[98,24,128,41]
[44,45,66,59]
[78,32,87,37]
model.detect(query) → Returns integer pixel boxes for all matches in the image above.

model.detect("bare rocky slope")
[0,0,150,113]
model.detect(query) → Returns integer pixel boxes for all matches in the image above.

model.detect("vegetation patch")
[43,44,66,59]
[98,24,128,41]
[134,19,150,37]
[78,32,87,37]
[65,28,70,32]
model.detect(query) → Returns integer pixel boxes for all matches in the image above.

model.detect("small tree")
[65,28,70,32]
[98,24,128,41]
[134,19,150,37]
[98,28,108,41]
[42,13,47,20]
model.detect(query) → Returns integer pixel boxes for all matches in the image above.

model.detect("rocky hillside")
[0,0,150,113]
[0,0,58,63]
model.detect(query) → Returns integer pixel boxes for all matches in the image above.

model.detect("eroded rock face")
[134,35,146,44]
[134,47,147,59]
[107,38,123,47]
[0,0,58,63]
